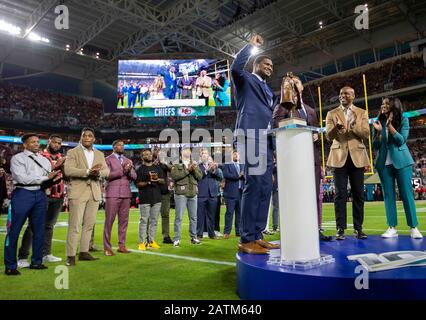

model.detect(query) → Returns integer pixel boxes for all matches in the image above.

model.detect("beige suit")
[195,75,212,97]
[64,145,109,256]
[326,105,370,168]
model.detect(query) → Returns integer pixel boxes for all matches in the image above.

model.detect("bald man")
[326,86,370,241]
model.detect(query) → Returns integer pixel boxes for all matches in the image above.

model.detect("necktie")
[118,155,123,164]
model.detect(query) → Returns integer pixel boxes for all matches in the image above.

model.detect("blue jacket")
[231,44,279,141]
[197,164,224,198]
[372,116,414,171]
[164,71,177,96]
[222,163,245,199]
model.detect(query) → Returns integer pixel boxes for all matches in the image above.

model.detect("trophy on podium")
[279,72,306,126]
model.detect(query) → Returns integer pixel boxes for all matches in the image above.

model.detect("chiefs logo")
[179,107,194,116]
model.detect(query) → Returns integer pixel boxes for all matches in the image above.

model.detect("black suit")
[272,102,323,228]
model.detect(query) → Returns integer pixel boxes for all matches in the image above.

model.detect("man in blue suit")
[196,149,224,239]
[127,82,138,108]
[164,66,178,99]
[231,34,280,254]
[222,151,245,239]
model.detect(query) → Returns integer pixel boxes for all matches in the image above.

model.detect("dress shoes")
[104,249,115,256]
[78,252,99,261]
[5,268,21,276]
[354,230,368,240]
[117,246,131,253]
[223,234,230,239]
[66,256,76,266]
[238,242,269,254]
[29,264,48,270]
[319,231,333,241]
[256,239,280,249]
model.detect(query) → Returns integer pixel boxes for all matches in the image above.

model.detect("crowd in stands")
[0,84,103,128]
[304,54,426,108]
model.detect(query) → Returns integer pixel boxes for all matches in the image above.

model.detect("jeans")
[139,203,161,243]
[173,194,197,241]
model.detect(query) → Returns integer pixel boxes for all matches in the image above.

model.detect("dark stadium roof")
[0,0,425,88]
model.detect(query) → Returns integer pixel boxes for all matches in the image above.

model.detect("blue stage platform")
[237,236,426,300]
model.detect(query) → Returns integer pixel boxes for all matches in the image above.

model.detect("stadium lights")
[251,47,259,55]
[27,31,50,43]
[0,19,21,36]
[65,44,70,51]
[319,21,323,29]
[96,52,100,59]
[365,3,368,11]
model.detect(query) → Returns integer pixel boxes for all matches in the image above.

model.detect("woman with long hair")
[212,73,230,106]
[372,96,422,239]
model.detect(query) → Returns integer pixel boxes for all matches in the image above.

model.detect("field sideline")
[0,201,425,300]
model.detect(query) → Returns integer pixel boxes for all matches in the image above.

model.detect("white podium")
[268,122,334,269]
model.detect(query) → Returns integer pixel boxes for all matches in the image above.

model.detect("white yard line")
[47,238,235,266]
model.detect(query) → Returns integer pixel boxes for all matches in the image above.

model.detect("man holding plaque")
[136,149,165,250]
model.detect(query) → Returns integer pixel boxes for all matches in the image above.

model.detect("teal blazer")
[372,116,414,171]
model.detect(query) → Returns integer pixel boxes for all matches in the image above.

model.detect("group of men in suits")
[232,34,371,254]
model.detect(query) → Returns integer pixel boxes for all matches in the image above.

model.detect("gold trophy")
[279,72,306,126]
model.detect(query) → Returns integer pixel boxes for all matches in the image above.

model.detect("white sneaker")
[410,227,423,239]
[17,259,30,269]
[214,231,223,237]
[43,255,62,263]
[173,240,180,247]
[191,237,201,245]
[381,227,398,238]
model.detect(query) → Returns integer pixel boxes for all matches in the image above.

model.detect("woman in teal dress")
[372,96,422,239]
[212,73,230,106]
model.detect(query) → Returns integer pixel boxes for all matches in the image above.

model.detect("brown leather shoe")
[104,249,115,256]
[223,234,230,239]
[66,256,76,266]
[256,239,280,249]
[117,246,131,253]
[78,252,99,261]
[238,241,269,254]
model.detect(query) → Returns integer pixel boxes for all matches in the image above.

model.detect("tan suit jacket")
[64,145,109,201]
[326,105,370,168]
[196,76,212,97]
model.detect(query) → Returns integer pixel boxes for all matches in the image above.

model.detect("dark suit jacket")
[231,44,279,141]
[222,163,245,199]
[272,102,322,167]
[177,77,194,98]
[197,164,223,198]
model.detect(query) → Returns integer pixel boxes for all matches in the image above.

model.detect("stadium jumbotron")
[0,0,426,307]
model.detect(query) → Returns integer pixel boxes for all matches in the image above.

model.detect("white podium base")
[268,254,335,270]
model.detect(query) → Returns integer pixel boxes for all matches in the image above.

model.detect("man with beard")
[103,140,137,256]
[231,34,280,254]
[18,134,66,268]
[136,149,165,250]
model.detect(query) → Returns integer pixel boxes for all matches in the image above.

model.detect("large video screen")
[117,59,231,109]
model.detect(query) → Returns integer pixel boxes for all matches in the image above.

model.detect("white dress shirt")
[82,145,94,169]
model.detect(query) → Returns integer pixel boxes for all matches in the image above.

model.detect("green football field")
[0,201,425,300]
